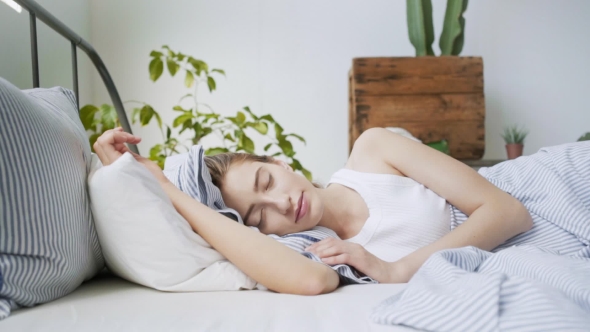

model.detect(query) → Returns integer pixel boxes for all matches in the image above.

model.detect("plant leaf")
[205,147,229,156]
[242,106,258,120]
[166,126,172,139]
[149,144,163,159]
[79,104,99,130]
[275,123,284,140]
[439,0,468,55]
[242,134,255,153]
[224,133,235,142]
[211,68,226,76]
[149,57,164,82]
[287,133,306,144]
[179,119,193,134]
[207,76,216,92]
[271,152,281,157]
[101,104,118,130]
[176,53,185,61]
[184,70,194,88]
[153,111,163,129]
[278,138,294,157]
[131,107,141,124]
[173,112,194,128]
[578,132,590,141]
[300,167,312,181]
[406,0,435,56]
[452,12,466,55]
[260,114,275,123]
[290,158,303,170]
[167,58,179,76]
[192,122,203,143]
[148,144,166,169]
[248,121,268,135]
[226,116,238,126]
[236,111,246,125]
[188,57,208,75]
[264,143,272,151]
[139,105,155,126]
[150,50,163,58]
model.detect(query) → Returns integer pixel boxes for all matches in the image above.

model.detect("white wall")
[0,0,93,106]
[90,0,590,183]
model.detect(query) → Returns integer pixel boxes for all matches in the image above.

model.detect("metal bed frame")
[13,0,139,154]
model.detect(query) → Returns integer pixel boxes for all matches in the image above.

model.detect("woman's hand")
[94,128,169,185]
[93,127,141,166]
[305,238,395,282]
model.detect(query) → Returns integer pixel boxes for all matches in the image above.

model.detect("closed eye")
[267,174,273,190]
[258,209,265,229]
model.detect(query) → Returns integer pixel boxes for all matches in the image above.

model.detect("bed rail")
[13,0,139,154]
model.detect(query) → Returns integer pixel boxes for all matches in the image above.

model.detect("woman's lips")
[295,192,307,223]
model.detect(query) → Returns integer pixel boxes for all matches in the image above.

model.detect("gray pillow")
[0,78,104,319]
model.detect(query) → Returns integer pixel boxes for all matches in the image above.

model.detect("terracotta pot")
[505,144,523,160]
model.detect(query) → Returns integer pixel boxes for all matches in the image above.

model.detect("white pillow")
[88,152,258,291]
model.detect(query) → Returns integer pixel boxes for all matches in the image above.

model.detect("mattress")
[3,274,413,331]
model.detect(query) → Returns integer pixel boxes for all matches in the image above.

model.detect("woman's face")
[221,160,323,236]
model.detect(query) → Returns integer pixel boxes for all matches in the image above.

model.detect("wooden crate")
[348,57,485,160]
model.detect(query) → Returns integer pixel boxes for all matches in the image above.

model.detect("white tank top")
[328,168,451,262]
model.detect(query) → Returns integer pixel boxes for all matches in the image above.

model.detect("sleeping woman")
[93,127,590,294]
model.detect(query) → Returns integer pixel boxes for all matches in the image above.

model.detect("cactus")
[406,0,469,56]
[406,0,435,56]
[439,0,468,55]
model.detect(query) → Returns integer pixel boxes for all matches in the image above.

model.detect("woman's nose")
[265,194,290,214]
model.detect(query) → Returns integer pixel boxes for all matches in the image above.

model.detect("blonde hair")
[204,152,321,189]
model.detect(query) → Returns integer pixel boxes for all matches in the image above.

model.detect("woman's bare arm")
[350,128,533,282]
[161,182,339,294]
[94,128,339,295]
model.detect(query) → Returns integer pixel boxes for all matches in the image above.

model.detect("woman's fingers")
[305,238,333,252]
[321,254,350,265]
[313,245,344,258]
[93,136,108,165]
[94,128,142,165]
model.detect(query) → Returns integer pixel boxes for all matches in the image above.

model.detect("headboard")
[12,0,139,154]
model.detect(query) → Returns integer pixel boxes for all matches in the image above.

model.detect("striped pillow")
[0,78,104,319]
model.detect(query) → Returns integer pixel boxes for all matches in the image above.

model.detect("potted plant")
[349,0,485,160]
[501,125,529,159]
[80,46,312,179]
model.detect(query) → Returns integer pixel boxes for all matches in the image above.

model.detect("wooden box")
[348,57,485,159]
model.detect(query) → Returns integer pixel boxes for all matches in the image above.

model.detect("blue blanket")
[373,141,590,331]
[372,246,590,331]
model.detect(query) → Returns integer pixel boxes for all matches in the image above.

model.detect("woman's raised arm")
[160,181,339,294]
[94,128,339,295]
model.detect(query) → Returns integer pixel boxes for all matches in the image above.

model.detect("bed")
[3,2,590,331]
[0,1,415,331]
[2,274,413,332]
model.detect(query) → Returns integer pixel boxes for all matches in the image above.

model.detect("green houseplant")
[578,132,590,141]
[349,0,485,161]
[407,0,469,56]
[80,46,311,180]
[501,125,529,159]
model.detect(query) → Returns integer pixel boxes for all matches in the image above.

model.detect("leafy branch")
[79,46,312,180]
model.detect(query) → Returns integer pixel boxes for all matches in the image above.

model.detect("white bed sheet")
[3,275,414,331]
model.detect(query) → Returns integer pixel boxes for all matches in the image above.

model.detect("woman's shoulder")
[345,128,405,177]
